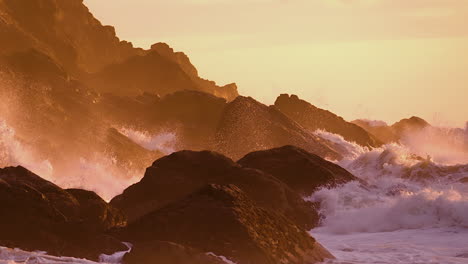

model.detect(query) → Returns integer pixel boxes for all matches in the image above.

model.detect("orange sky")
[85,0,468,128]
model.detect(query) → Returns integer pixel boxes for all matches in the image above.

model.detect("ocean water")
[311,130,468,264]
[0,244,131,264]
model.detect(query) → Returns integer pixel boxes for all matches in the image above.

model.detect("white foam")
[206,253,238,264]
[310,129,468,264]
[118,127,176,155]
[0,243,131,264]
[312,227,468,264]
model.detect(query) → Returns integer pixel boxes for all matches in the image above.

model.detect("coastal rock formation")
[0,166,126,260]
[215,96,341,160]
[274,94,382,148]
[238,145,359,196]
[353,116,431,144]
[0,0,141,74]
[391,116,431,136]
[111,150,319,229]
[120,184,334,264]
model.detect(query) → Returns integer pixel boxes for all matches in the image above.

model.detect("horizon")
[84,0,468,128]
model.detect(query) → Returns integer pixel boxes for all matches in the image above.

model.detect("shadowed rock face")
[238,145,359,196]
[120,184,334,264]
[123,241,225,264]
[111,150,319,230]
[215,96,341,161]
[0,0,141,74]
[0,0,237,100]
[0,166,127,260]
[274,94,382,148]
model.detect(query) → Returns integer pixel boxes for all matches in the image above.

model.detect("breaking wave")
[311,128,468,263]
[0,120,139,201]
[311,129,468,234]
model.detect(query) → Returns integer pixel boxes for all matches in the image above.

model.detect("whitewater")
[311,130,468,264]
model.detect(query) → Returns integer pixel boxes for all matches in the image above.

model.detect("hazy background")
[85,0,468,128]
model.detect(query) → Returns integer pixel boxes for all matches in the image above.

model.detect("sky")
[85,0,468,127]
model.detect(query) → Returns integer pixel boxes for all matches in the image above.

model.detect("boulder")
[274,94,382,148]
[215,96,340,160]
[111,150,319,229]
[120,184,334,264]
[0,166,126,260]
[239,145,359,196]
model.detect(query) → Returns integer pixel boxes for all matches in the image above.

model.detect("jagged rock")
[238,145,359,196]
[215,96,341,160]
[111,150,318,229]
[0,0,142,74]
[120,184,334,264]
[0,166,126,260]
[274,94,382,148]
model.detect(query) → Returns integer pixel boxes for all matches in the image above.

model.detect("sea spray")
[311,129,468,263]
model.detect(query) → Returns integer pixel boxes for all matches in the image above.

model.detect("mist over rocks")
[238,145,359,196]
[274,94,383,148]
[352,116,431,144]
[119,184,334,264]
[110,150,319,230]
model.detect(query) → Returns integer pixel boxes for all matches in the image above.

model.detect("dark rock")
[0,166,126,260]
[66,188,127,233]
[111,150,319,229]
[215,96,341,161]
[274,94,382,148]
[120,184,334,264]
[123,241,225,264]
[238,145,359,196]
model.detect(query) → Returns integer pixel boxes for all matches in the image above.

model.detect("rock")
[0,0,142,74]
[66,189,127,233]
[105,128,163,173]
[120,184,334,264]
[391,116,430,136]
[85,48,238,101]
[0,166,126,260]
[353,116,431,144]
[215,96,341,161]
[460,177,468,183]
[238,145,359,196]
[274,94,382,148]
[123,241,225,264]
[111,150,319,229]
